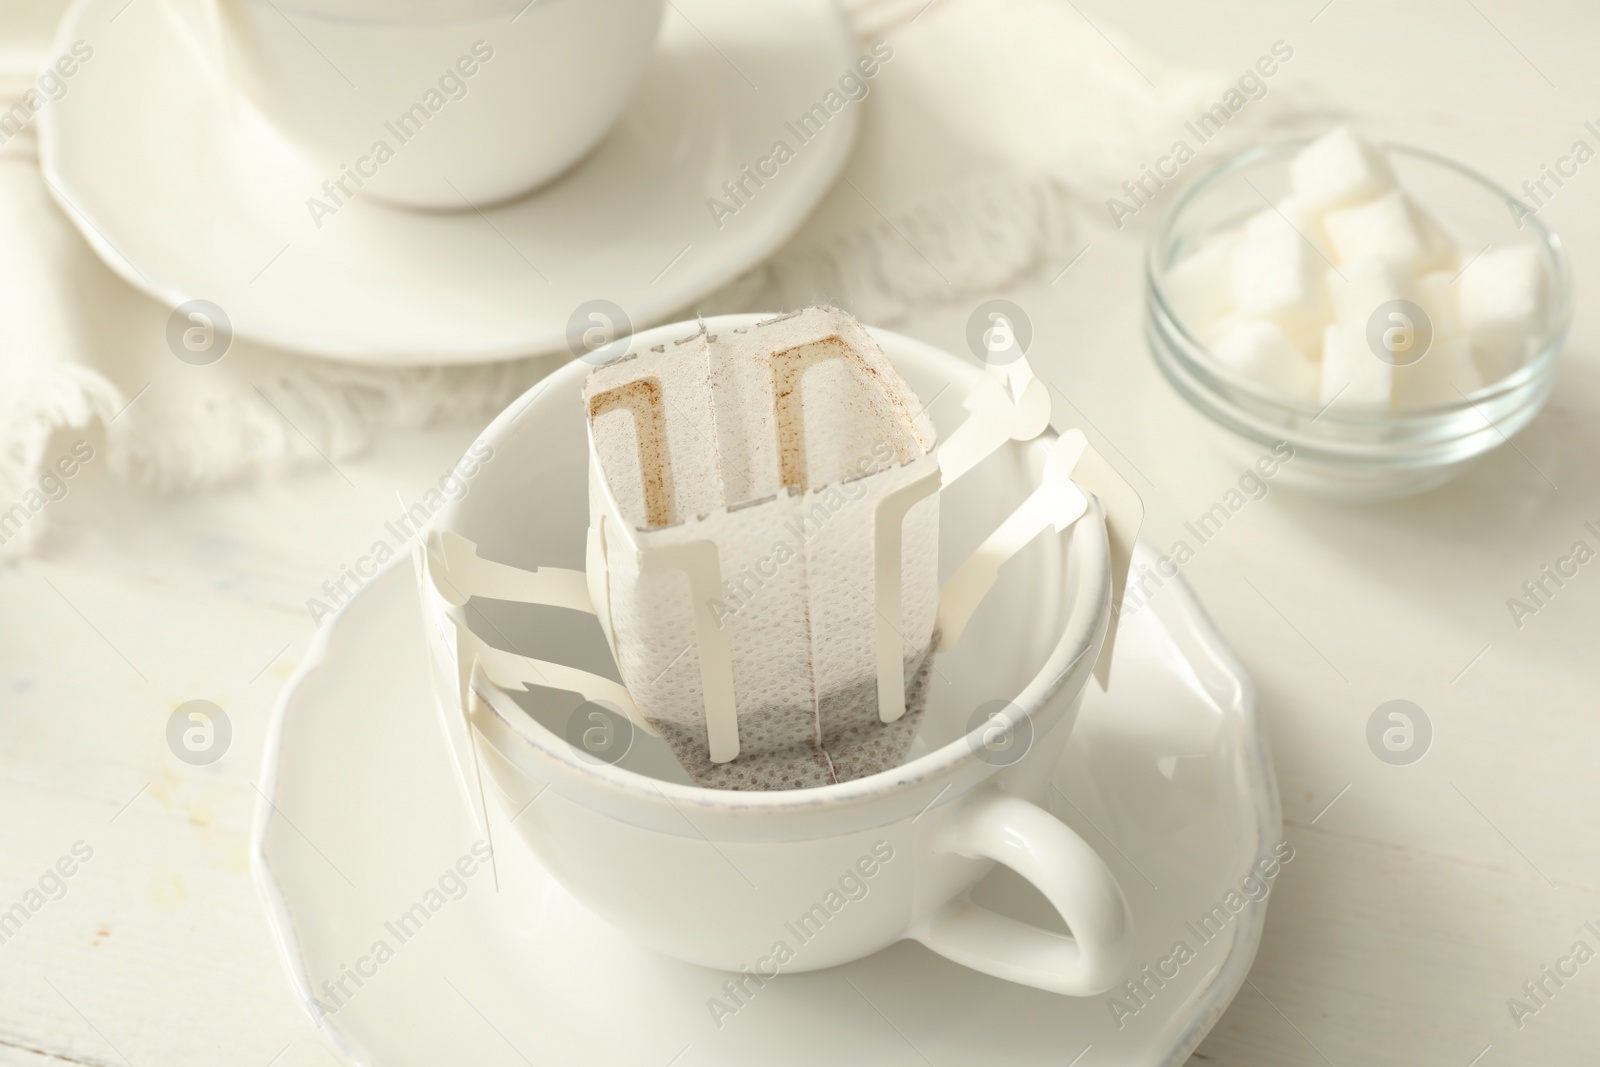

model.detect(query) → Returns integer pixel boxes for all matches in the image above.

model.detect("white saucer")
[254,546,1280,1066]
[40,0,857,364]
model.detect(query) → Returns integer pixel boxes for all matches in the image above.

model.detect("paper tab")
[874,468,942,721]
[937,434,1090,650]
[1055,430,1144,687]
[436,530,594,612]
[636,539,740,763]
[937,359,1052,486]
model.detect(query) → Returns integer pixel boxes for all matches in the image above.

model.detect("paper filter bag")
[583,307,940,789]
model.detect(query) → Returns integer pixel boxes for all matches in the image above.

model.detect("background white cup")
[214,0,665,209]
[431,316,1136,995]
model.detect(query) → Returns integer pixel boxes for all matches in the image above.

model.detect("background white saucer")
[40,0,858,364]
[254,546,1280,1066]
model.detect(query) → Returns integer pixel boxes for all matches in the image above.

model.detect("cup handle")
[911,789,1135,995]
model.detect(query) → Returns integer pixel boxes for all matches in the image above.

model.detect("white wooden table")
[3,2,1598,1065]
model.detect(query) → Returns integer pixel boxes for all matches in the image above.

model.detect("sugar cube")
[1326,257,1416,332]
[1289,126,1396,214]
[1230,224,1329,351]
[1164,231,1238,330]
[1320,323,1391,408]
[1392,336,1483,410]
[1243,194,1331,256]
[1458,244,1546,381]
[1415,270,1462,339]
[1208,318,1320,400]
[1410,202,1459,273]
[1323,191,1456,273]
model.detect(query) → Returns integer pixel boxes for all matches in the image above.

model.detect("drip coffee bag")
[584,307,940,789]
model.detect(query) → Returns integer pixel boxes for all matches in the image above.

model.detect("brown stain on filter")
[770,336,856,494]
[588,377,675,528]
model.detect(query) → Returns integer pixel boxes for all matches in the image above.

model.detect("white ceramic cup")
[433,315,1135,995]
[214,0,665,208]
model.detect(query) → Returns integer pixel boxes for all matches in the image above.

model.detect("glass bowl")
[1145,139,1572,501]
